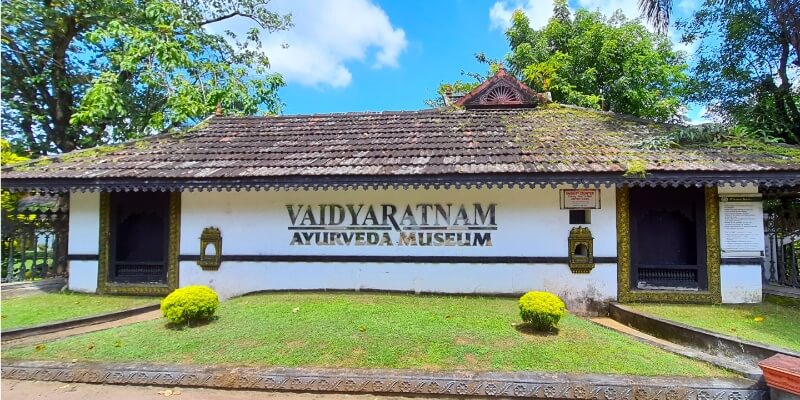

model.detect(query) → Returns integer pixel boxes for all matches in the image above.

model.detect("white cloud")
[208,0,407,88]
[489,0,554,31]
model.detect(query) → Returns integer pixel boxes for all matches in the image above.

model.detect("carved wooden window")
[109,192,170,284]
[629,187,706,290]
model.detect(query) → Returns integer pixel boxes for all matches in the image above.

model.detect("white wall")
[65,184,764,304]
[67,192,100,293]
[179,262,617,311]
[180,187,617,257]
[721,265,762,303]
[69,260,99,293]
[717,184,763,303]
[178,186,617,307]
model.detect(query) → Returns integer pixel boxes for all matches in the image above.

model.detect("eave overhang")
[4,171,799,193]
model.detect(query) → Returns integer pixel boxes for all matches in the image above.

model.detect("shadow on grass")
[164,315,219,331]
[514,323,560,336]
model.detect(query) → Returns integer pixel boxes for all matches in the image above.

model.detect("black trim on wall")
[720,257,764,265]
[178,255,618,264]
[76,253,761,266]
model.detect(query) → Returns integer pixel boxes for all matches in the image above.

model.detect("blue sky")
[217,0,705,121]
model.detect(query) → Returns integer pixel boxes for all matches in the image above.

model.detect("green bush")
[161,285,219,325]
[518,291,566,331]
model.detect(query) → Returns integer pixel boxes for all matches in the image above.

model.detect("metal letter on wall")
[198,227,222,270]
[568,227,594,273]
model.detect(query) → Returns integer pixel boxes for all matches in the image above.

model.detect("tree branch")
[1,33,55,107]
[200,12,259,27]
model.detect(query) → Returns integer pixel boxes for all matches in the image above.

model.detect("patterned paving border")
[1,361,767,399]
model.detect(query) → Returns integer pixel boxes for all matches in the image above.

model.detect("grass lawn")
[1,292,160,330]
[628,302,800,352]
[4,293,731,377]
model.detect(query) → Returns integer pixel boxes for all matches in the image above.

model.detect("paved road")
[1,379,420,400]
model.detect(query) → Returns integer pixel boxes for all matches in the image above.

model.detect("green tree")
[639,0,799,62]
[680,0,800,143]
[1,138,29,215]
[503,4,689,122]
[425,59,503,108]
[1,0,291,155]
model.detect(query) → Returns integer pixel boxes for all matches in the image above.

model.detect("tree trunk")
[46,13,79,153]
[775,31,800,144]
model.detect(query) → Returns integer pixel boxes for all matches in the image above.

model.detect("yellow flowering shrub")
[518,291,566,331]
[161,285,219,325]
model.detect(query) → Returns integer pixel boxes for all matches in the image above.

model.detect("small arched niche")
[198,227,222,270]
[568,227,594,274]
[574,243,588,257]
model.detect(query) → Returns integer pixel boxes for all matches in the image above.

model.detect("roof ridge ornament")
[454,67,542,109]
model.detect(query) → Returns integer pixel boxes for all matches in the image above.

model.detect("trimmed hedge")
[518,291,566,331]
[161,285,219,325]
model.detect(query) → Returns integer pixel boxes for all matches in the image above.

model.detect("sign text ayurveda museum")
[287,203,497,247]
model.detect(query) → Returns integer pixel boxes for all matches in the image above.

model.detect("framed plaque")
[560,189,600,209]
[719,194,764,257]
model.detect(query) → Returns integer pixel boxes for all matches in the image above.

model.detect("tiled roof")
[3,104,800,191]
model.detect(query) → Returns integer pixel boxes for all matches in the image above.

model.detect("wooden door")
[109,192,170,284]
[629,187,707,290]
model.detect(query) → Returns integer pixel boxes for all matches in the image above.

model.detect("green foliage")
[629,302,800,352]
[635,124,800,163]
[425,60,503,108]
[1,139,29,166]
[161,285,220,326]
[1,0,291,154]
[426,80,480,108]
[2,293,732,377]
[623,159,648,178]
[1,292,159,330]
[1,139,30,214]
[504,4,689,122]
[679,0,800,144]
[637,124,726,150]
[638,135,678,151]
[518,291,566,331]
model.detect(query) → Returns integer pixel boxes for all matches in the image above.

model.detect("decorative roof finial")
[215,103,222,117]
[454,64,538,109]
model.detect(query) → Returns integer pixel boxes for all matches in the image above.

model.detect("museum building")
[4,69,799,309]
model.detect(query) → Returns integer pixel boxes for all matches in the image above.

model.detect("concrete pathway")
[590,317,762,378]
[1,379,414,400]
[3,310,162,347]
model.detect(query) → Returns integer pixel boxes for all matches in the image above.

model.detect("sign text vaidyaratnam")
[286,203,496,247]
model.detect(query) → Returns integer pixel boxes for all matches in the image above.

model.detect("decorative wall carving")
[198,227,222,270]
[480,84,523,105]
[0,361,767,400]
[568,227,595,273]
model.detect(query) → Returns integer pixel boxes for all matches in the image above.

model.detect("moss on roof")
[3,105,798,184]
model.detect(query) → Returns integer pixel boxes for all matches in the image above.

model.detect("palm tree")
[638,0,672,34]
